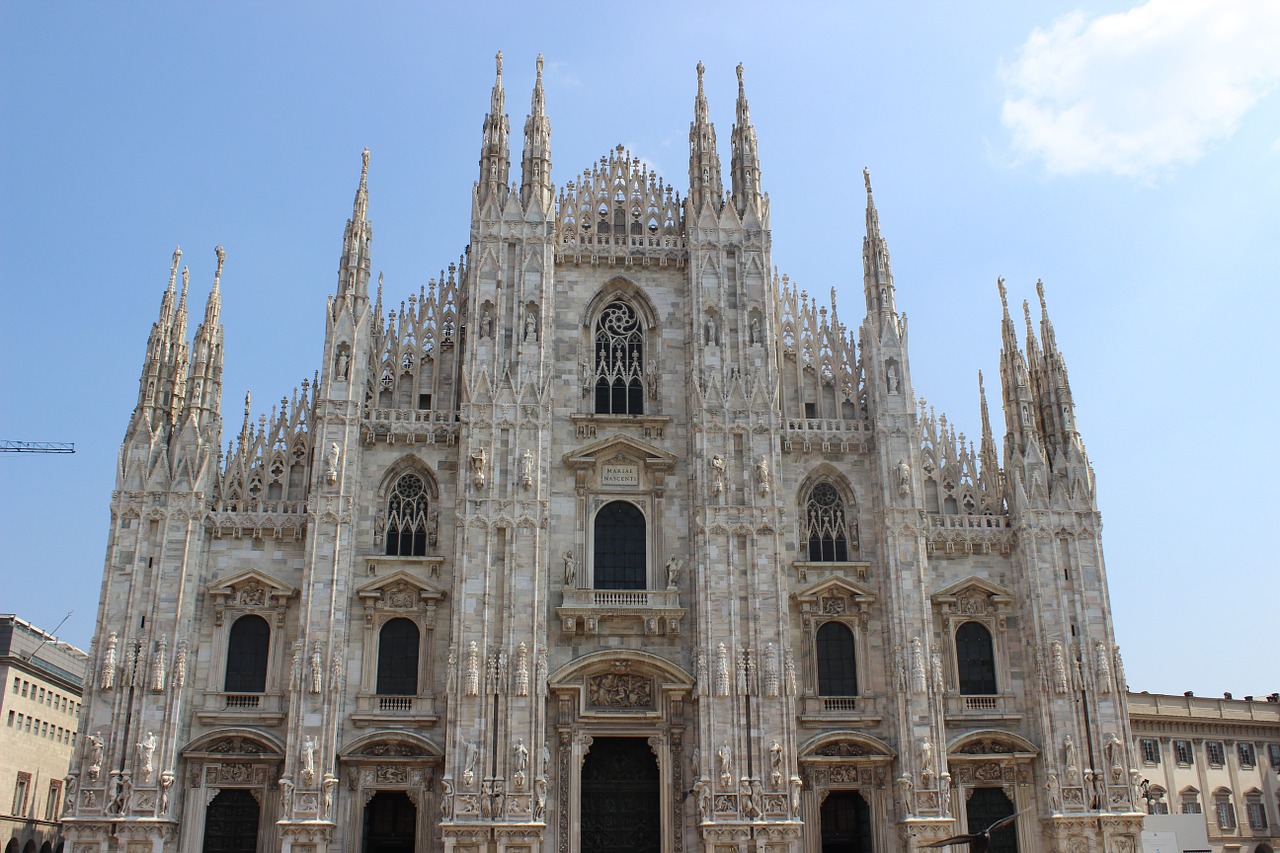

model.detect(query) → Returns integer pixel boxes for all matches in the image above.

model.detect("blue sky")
[1,1,1276,697]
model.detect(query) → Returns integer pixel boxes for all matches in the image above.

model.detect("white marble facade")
[64,56,1145,853]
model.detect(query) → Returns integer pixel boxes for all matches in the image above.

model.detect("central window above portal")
[593,501,647,589]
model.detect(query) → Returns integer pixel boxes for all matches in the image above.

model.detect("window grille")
[956,621,997,695]
[376,618,420,696]
[224,614,270,693]
[816,621,857,697]
[593,501,646,590]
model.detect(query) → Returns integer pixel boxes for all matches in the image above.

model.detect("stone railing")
[554,232,687,266]
[781,419,873,453]
[362,408,460,445]
[561,588,681,609]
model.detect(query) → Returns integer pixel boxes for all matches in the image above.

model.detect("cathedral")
[63,54,1145,853]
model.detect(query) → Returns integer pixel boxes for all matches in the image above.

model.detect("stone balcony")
[349,693,440,728]
[196,691,286,726]
[557,588,686,636]
[797,694,883,725]
[944,693,1021,722]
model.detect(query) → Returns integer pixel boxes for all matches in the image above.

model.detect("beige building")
[62,56,1257,853]
[0,614,88,853]
[1130,692,1280,853]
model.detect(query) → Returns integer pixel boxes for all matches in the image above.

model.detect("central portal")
[580,737,660,853]
[362,791,416,853]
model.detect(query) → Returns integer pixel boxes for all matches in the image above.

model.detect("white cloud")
[1000,0,1280,178]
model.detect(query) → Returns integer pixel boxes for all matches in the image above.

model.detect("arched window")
[224,614,269,693]
[593,301,644,415]
[956,621,997,695]
[803,483,850,561]
[593,501,646,589]
[376,618,420,696]
[385,472,430,556]
[816,621,857,696]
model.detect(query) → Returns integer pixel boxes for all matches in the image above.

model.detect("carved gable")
[931,576,1013,617]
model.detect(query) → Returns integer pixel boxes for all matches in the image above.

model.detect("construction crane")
[0,440,75,453]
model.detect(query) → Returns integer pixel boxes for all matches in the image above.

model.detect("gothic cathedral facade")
[64,56,1143,853]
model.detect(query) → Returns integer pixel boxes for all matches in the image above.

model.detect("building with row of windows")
[59,55,1272,853]
[1130,692,1279,853]
[0,615,87,853]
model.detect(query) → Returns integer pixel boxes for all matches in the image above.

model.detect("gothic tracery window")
[803,483,851,561]
[593,301,644,415]
[385,472,430,557]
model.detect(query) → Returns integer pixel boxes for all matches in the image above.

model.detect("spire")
[688,61,723,212]
[168,267,191,424]
[184,245,225,431]
[478,50,511,206]
[730,62,762,217]
[519,53,553,212]
[1035,279,1079,449]
[337,149,373,303]
[134,246,186,427]
[978,369,1001,473]
[861,168,898,327]
[996,278,1040,459]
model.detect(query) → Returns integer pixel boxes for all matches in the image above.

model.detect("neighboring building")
[64,56,1157,853]
[0,614,88,853]
[1131,692,1280,853]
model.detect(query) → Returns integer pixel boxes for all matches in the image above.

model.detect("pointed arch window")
[816,621,858,697]
[593,301,644,415]
[593,501,646,589]
[376,618,420,696]
[385,472,430,556]
[224,615,269,693]
[803,483,851,561]
[956,621,997,695]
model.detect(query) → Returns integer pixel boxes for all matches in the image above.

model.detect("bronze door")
[580,737,660,853]
[820,790,873,853]
[203,789,260,853]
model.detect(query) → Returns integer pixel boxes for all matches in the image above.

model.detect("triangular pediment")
[563,433,677,471]
[356,570,446,606]
[208,568,296,605]
[932,575,1013,605]
[792,575,876,603]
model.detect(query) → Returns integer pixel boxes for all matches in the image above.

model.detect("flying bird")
[920,808,1028,851]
